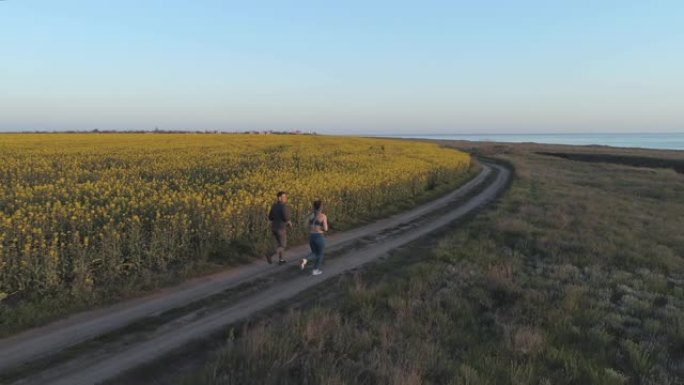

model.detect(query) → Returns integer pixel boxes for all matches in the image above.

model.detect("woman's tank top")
[309,212,325,231]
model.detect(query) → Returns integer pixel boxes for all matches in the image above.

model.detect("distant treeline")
[538,151,684,174]
[5,129,318,135]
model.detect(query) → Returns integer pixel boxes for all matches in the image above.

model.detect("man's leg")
[273,230,287,264]
[269,230,282,264]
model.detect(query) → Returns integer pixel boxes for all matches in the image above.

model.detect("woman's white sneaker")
[312,269,323,276]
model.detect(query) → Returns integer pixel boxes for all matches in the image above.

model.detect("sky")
[1,1,683,134]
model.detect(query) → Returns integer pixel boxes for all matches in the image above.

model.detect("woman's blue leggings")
[308,233,326,269]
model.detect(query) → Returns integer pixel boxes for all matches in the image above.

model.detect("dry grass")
[513,326,545,356]
[179,142,684,385]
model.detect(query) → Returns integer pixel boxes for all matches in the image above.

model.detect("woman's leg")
[307,236,319,264]
[313,235,326,270]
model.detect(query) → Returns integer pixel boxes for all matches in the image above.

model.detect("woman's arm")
[322,215,329,232]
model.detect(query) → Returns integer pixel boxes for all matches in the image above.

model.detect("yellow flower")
[1,133,470,294]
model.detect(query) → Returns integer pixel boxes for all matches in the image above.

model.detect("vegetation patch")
[180,144,684,385]
[0,134,471,335]
[537,151,684,174]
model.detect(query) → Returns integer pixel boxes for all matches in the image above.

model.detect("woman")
[300,200,328,275]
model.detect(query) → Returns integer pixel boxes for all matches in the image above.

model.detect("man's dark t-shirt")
[268,202,291,231]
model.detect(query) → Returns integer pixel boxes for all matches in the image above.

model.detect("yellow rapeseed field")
[0,133,470,304]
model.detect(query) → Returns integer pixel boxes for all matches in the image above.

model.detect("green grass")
[179,145,684,385]
[536,151,684,174]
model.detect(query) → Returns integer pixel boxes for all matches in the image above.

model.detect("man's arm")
[284,205,293,227]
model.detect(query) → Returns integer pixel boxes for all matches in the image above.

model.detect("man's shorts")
[272,229,287,248]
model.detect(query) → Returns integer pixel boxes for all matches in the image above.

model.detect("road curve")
[4,162,511,385]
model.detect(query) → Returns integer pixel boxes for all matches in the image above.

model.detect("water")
[374,133,684,151]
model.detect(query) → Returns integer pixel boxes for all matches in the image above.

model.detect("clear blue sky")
[1,1,683,134]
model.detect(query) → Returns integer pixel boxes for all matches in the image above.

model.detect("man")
[267,191,292,264]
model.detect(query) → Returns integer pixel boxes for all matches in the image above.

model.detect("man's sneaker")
[312,269,323,276]
[278,259,287,265]
[300,258,308,270]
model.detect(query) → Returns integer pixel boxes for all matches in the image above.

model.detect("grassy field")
[0,134,471,336]
[179,142,684,385]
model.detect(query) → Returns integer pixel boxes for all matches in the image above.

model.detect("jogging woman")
[300,200,328,275]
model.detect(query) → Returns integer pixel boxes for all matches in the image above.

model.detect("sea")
[373,133,684,151]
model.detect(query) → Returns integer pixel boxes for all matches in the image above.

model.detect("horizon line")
[1,130,684,136]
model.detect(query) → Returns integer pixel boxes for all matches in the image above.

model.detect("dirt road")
[2,162,510,385]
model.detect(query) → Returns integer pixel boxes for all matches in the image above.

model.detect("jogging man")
[267,191,292,265]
